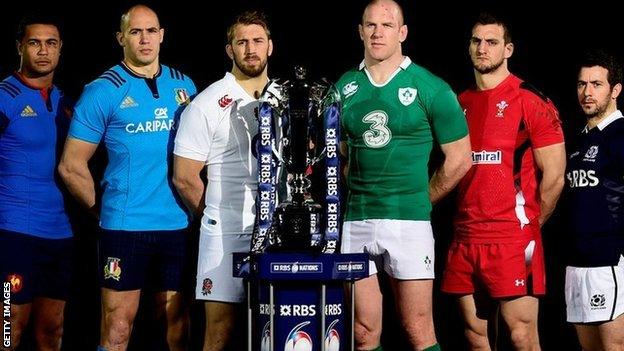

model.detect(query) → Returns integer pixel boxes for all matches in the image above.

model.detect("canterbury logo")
[218,94,233,108]
[120,96,138,109]
[20,105,37,117]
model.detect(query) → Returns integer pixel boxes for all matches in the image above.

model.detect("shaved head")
[120,4,160,32]
[363,0,404,26]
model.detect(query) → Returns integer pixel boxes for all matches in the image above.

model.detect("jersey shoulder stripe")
[99,70,126,88]
[168,66,185,81]
[0,81,21,98]
[107,70,127,84]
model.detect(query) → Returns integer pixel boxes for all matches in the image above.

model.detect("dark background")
[2,0,623,349]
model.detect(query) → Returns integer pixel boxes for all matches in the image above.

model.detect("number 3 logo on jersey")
[362,110,392,148]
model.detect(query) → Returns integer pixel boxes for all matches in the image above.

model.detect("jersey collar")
[119,61,162,79]
[358,56,411,70]
[583,109,624,133]
[225,71,270,100]
[359,56,411,88]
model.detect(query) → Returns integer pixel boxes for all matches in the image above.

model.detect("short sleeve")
[68,83,111,144]
[0,96,9,133]
[174,102,212,162]
[185,77,198,97]
[429,86,469,145]
[522,96,564,149]
[608,127,624,174]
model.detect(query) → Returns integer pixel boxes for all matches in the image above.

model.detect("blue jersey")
[0,74,72,239]
[69,63,196,231]
[565,111,624,267]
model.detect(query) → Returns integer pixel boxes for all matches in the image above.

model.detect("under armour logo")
[514,279,525,287]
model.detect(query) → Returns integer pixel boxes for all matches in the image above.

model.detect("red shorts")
[441,238,545,298]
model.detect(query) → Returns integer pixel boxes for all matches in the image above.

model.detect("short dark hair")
[16,13,62,42]
[226,10,271,44]
[579,50,623,87]
[474,12,511,44]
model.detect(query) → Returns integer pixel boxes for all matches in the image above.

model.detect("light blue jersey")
[69,63,196,230]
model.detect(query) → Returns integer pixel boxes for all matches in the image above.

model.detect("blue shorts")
[0,229,73,304]
[99,229,190,292]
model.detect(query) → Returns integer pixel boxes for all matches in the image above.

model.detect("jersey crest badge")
[120,96,138,109]
[6,273,23,293]
[174,88,190,106]
[398,87,417,106]
[104,257,122,281]
[424,256,432,271]
[342,81,358,98]
[202,278,213,296]
[20,105,37,117]
[218,94,233,109]
[496,100,509,117]
[590,294,606,308]
[583,145,599,161]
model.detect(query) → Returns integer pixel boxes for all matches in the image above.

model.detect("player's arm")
[429,135,472,204]
[339,141,349,178]
[0,111,8,133]
[58,138,99,217]
[533,142,566,226]
[173,155,205,218]
[520,84,566,226]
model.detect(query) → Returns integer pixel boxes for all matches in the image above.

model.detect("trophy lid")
[294,66,307,80]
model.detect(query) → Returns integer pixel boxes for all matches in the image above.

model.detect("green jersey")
[338,57,467,221]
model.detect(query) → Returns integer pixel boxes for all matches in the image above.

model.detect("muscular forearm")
[58,162,97,215]
[430,135,472,204]
[429,161,469,204]
[532,142,566,226]
[538,174,564,226]
[173,176,205,218]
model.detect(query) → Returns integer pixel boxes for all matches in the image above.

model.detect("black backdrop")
[2,0,624,349]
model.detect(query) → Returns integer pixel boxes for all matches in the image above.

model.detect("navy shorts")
[99,229,190,292]
[0,229,73,304]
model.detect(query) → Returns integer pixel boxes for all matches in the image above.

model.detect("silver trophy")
[251,66,341,253]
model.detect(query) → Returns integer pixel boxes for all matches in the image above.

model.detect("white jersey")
[174,72,261,235]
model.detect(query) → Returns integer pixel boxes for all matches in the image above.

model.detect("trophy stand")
[233,252,368,351]
[236,67,368,351]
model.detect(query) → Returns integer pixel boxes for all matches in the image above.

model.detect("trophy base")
[268,203,323,253]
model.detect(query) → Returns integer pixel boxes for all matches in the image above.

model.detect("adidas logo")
[120,96,138,109]
[20,105,37,117]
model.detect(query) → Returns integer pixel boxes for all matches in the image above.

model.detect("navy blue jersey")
[0,74,72,239]
[565,111,624,267]
[69,63,196,230]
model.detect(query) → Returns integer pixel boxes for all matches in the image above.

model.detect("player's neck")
[231,67,268,99]
[587,104,618,130]
[475,67,510,91]
[16,69,53,89]
[364,53,404,85]
[123,59,160,78]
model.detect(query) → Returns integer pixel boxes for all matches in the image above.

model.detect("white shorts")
[565,255,624,323]
[195,232,251,303]
[341,219,435,279]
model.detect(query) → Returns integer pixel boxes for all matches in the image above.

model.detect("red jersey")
[455,74,563,243]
